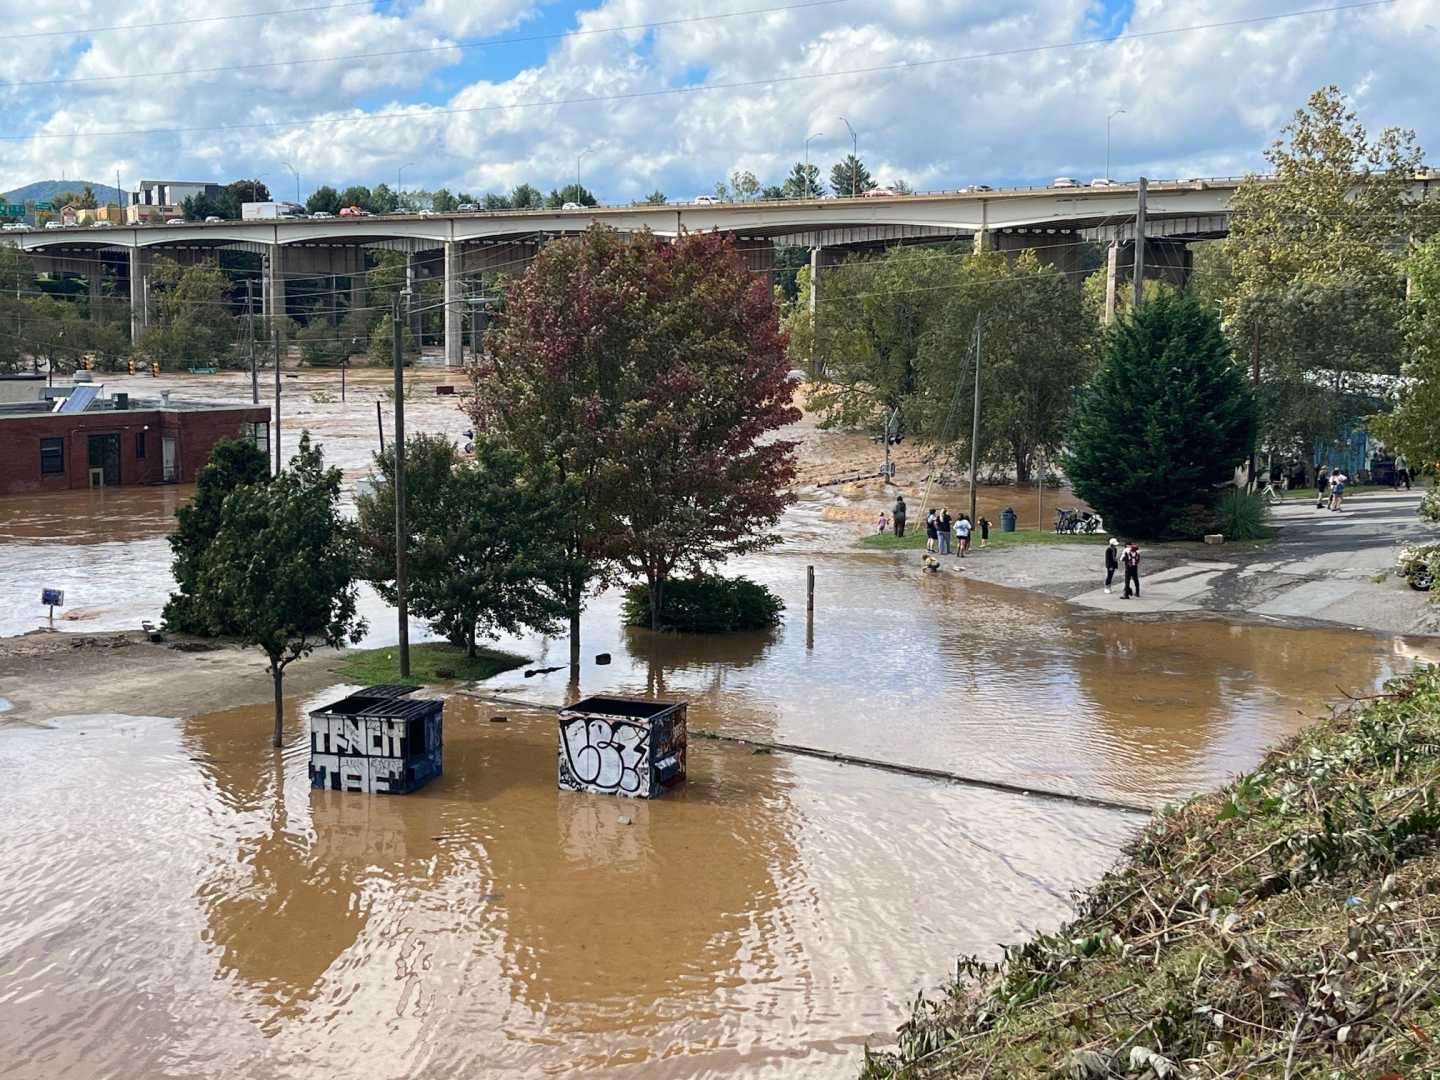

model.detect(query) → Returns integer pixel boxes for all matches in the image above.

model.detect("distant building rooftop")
[0,391,265,420]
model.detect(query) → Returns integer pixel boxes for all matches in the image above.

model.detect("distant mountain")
[2,180,127,205]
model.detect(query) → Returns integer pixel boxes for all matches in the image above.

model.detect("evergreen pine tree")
[1064,293,1256,539]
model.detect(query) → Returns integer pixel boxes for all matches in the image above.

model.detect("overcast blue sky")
[0,0,1432,203]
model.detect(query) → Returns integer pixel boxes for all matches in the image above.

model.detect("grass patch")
[332,642,527,686]
[860,528,1109,551]
[861,666,1440,1079]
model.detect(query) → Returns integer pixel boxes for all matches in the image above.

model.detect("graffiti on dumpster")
[558,717,648,796]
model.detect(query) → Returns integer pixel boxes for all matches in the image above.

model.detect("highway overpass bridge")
[2,177,1249,363]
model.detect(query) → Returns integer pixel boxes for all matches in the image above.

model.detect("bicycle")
[1259,479,1284,505]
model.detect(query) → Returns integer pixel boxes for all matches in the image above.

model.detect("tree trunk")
[466,626,477,659]
[648,572,664,631]
[568,608,581,671]
[271,663,284,749]
[1014,448,1031,485]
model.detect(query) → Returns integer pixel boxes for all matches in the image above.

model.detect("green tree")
[339,185,372,211]
[76,183,98,209]
[367,311,416,365]
[368,182,399,213]
[305,185,342,214]
[356,435,569,657]
[483,192,511,210]
[163,437,271,633]
[137,257,237,368]
[916,253,1099,481]
[509,183,544,209]
[431,188,458,213]
[225,179,271,208]
[545,184,598,208]
[781,162,822,199]
[729,170,760,201]
[1065,294,1257,539]
[296,319,348,366]
[1222,85,1422,463]
[1373,237,1440,468]
[641,189,667,205]
[190,435,364,747]
[802,244,968,431]
[829,154,876,196]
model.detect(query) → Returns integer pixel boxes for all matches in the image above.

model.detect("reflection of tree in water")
[623,625,776,698]
[181,702,457,1023]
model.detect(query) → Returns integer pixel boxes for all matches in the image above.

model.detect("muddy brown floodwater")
[4,372,1440,1077]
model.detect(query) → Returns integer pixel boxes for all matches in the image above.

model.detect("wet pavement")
[3,371,1440,1077]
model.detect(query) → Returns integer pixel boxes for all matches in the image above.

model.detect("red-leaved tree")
[468,226,798,645]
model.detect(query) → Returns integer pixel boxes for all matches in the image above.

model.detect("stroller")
[1055,507,1105,535]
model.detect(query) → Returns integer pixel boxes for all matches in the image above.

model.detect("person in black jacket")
[892,495,907,538]
[1104,537,1119,594]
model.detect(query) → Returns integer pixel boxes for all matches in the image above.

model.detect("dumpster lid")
[559,695,684,721]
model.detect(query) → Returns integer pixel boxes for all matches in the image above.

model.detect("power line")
[2,0,856,89]
[9,0,374,41]
[0,0,1395,144]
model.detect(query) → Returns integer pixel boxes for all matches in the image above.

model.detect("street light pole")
[1106,108,1126,182]
[576,146,596,199]
[804,131,824,198]
[838,116,857,195]
[398,162,416,206]
[969,314,983,528]
[281,161,299,206]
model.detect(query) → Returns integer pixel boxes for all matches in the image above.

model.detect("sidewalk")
[956,488,1438,636]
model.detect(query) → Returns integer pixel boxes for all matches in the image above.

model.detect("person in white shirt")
[954,515,973,557]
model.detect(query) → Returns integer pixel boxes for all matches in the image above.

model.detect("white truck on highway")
[240,201,306,221]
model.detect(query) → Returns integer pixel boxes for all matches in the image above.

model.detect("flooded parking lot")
[3,370,1438,1077]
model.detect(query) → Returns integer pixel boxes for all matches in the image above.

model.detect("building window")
[135,431,147,460]
[40,437,64,475]
[243,421,270,459]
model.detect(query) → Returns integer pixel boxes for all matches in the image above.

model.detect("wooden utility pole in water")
[392,292,411,679]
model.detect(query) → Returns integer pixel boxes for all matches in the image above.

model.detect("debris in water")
[524,666,564,678]
[489,715,508,723]
[617,816,632,826]
[595,653,612,665]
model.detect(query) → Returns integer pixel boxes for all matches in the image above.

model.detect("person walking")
[955,514,972,557]
[1121,542,1141,599]
[876,511,889,534]
[978,516,991,548]
[924,510,938,553]
[1330,471,1348,511]
[937,509,952,555]
[1104,537,1120,594]
[1396,453,1411,490]
[1315,468,1330,510]
[892,495,907,538]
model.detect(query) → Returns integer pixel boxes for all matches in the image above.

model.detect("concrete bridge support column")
[89,268,103,323]
[128,248,147,342]
[444,241,462,368]
[1104,241,1120,325]
[264,244,285,322]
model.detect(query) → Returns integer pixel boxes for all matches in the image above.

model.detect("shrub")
[1215,489,1270,540]
[621,574,783,633]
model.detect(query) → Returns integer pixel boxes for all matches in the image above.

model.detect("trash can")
[1001,507,1017,533]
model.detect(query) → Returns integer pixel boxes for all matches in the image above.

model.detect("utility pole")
[1105,108,1126,182]
[392,291,411,679]
[272,321,281,473]
[1132,177,1148,312]
[245,280,258,404]
[969,315,982,528]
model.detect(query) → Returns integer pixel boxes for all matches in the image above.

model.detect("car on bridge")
[339,206,367,217]
[165,218,185,225]
[1050,177,1079,188]
[311,211,336,220]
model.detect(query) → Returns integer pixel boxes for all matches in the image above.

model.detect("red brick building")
[0,391,271,496]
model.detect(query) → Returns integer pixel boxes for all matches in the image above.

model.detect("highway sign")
[1,204,24,217]
[34,201,52,211]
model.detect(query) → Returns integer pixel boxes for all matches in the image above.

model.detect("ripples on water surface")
[2,375,1437,1075]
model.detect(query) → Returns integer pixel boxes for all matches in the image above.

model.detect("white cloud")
[0,0,1434,203]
